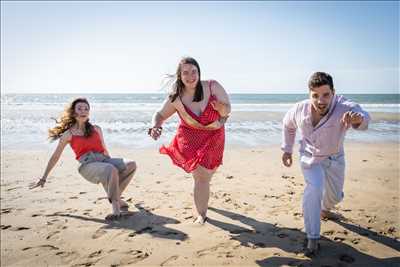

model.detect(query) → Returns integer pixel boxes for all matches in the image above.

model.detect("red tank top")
[70,129,105,160]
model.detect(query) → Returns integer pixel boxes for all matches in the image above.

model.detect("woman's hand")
[148,127,163,140]
[211,100,229,116]
[29,178,46,189]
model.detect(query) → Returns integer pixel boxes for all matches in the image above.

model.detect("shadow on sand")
[50,203,188,241]
[208,206,400,267]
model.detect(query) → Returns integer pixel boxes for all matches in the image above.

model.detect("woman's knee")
[193,166,214,179]
[194,175,211,186]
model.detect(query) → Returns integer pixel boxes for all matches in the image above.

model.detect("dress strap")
[209,80,214,96]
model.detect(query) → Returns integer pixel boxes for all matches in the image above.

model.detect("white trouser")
[300,153,345,239]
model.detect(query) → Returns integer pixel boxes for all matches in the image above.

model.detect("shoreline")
[2,139,399,152]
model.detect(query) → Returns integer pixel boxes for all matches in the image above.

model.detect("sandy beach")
[1,143,399,266]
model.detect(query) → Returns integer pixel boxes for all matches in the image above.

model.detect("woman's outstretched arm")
[29,132,70,189]
[149,98,177,140]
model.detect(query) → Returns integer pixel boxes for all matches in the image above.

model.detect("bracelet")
[219,116,229,124]
[147,126,163,135]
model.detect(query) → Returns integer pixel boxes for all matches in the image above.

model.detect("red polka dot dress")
[160,81,225,173]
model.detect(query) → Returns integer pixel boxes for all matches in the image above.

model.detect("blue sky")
[1,1,398,94]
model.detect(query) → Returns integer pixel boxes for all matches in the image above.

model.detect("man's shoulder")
[285,99,309,116]
[335,95,359,109]
[292,99,310,110]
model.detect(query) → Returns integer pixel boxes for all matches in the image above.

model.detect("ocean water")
[1,93,399,150]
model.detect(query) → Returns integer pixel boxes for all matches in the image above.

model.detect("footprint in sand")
[119,250,150,265]
[1,208,12,214]
[126,232,137,239]
[88,250,103,258]
[333,236,346,242]
[323,230,335,236]
[12,226,30,231]
[224,197,232,203]
[293,212,302,218]
[46,231,61,240]
[252,242,266,248]
[264,194,281,199]
[160,255,179,266]
[55,251,80,264]
[281,175,293,179]
[23,245,60,251]
[366,215,377,223]
[6,186,23,191]
[388,226,397,234]
[196,243,238,257]
[92,228,107,239]
[71,259,100,267]
[46,211,64,217]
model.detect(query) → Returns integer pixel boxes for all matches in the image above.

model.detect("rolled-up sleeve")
[281,105,298,153]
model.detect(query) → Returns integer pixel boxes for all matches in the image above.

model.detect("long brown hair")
[48,98,94,141]
[169,57,204,103]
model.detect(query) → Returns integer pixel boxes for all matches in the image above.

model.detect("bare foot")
[193,215,208,225]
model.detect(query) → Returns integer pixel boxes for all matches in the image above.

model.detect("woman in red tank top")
[30,98,137,221]
[149,57,231,224]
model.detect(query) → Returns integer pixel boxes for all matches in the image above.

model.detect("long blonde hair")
[48,98,94,141]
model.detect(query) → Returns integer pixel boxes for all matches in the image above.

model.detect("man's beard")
[316,104,329,116]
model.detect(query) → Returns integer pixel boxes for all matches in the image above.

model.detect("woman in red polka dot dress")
[149,57,231,225]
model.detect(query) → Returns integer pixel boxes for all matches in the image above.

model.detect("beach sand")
[1,143,399,266]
